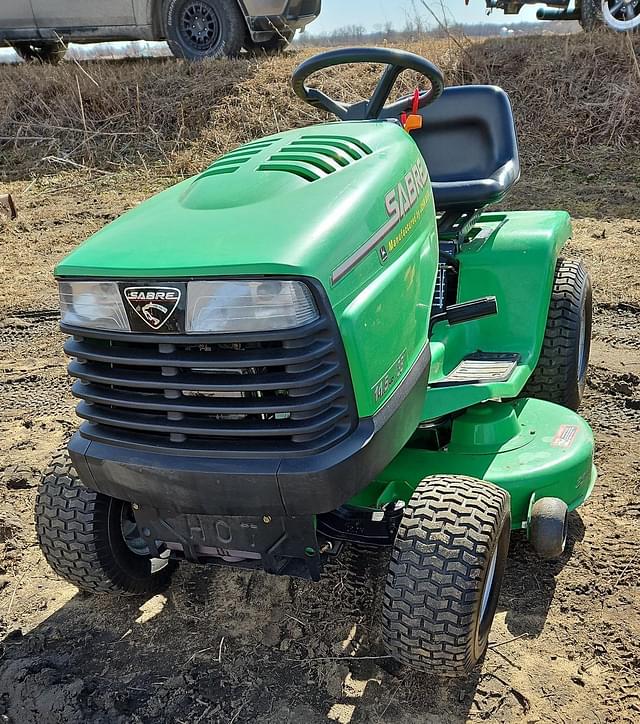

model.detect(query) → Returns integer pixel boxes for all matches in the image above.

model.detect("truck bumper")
[247,0,322,38]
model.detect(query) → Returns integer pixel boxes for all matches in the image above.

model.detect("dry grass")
[1,32,638,188]
[454,32,640,166]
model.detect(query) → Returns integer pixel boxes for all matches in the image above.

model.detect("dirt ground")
[0,149,639,724]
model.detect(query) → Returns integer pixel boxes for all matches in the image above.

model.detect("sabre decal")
[331,159,430,283]
[384,159,429,223]
[124,286,181,330]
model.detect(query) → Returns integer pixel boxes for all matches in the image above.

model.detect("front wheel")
[165,0,246,60]
[382,475,511,676]
[35,452,176,595]
[12,40,66,64]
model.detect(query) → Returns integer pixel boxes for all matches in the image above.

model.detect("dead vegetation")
[0,31,639,724]
[1,33,639,186]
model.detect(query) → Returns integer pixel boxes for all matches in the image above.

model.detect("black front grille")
[64,316,356,458]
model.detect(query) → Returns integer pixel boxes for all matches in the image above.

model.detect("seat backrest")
[408,85,520,211]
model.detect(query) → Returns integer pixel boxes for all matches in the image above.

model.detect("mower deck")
[355,398,596,529]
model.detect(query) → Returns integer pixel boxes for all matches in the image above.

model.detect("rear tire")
[35,452,176,595]
[12,40,66,64]
[523,259,592,411]
[165,0,246,60]
[579,0,605,30]
[382,475,511,676]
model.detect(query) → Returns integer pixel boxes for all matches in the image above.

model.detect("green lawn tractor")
[36,48,596,676]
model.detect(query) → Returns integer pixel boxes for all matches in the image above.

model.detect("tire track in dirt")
[0,185,638,723]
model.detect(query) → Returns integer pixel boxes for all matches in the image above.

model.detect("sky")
[305,0,540,34]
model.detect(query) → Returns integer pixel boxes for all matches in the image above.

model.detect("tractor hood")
[55,121,431,300]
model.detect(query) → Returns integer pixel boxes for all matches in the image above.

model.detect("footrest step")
[438,352,520,386]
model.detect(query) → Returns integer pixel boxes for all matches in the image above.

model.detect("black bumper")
[69,343,430,517]
[248,0,321,32]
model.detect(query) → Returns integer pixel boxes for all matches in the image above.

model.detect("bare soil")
[0,34,639,724]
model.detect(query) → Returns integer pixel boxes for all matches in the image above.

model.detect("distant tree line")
[295,20,579,46]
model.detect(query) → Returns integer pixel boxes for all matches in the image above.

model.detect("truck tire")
[165,0,246,60]
[523,259,592,411]
[579,0,604,30]
[35,452,175,595]
[382,475,511,676]
[12,40,66,64]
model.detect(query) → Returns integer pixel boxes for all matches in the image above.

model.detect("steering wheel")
[291,47,445,121]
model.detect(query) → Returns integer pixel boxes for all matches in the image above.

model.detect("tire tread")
[35,452,173,595]
[523,258,591,411]
[382,475,510,675]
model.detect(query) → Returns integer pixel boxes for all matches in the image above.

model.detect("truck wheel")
[529,497,568,559]
[12,41,66,64]
[382,475,511,676]
[579,0,605,30]
[35,452,175,595]
[523,259,592,411]
[165,0,246,60]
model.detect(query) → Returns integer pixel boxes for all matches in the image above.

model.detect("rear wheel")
[382,475,511,676]
[35,452,176,595]
[12,40,66,64]
[523,259,592,411]
[165,0,246,60]
[578,0,603,29]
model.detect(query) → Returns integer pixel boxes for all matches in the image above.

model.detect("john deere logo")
[124,287,181,330]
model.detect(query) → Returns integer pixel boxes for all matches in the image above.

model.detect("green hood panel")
[55,120,439,418]
[55,121,425,301]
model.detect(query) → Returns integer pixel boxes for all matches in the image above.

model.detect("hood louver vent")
[258,134,373,183]
[199,138,280,179]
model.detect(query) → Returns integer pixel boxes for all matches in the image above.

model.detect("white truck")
[483,0,640,32]
[0,0,321,62]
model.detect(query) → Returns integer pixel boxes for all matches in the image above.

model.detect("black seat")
[408,85,520,212]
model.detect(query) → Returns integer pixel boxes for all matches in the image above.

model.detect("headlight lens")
[186,280,318,333]
[59,281,131,331]
[58,279,319,333]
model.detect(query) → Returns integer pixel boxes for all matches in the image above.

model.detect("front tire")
[382,475,511,676]
[165,0,246,60]
[35,452,175,595]
[523,259,592,411]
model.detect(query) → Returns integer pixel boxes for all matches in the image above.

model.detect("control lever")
[429,296,498,334]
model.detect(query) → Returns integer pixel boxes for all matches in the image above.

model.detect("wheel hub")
[602,0,640,30]
[180,2,220,50]
[479,546,498,622]
[120,504,150,556]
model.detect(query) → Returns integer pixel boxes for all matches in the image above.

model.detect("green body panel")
[350,398,597,529]
[423,210,572,420]
[55,121,439,418]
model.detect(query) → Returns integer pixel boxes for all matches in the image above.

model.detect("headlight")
[59,281,131,331]
[186,280,318,333]
[58,279,319,334]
